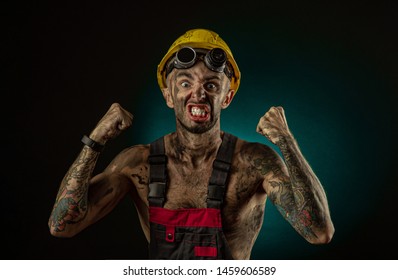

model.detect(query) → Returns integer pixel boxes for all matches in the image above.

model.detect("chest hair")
[163,162,213,209]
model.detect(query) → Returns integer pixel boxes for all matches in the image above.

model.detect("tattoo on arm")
[50,147,99,232]
[251,140,327,240]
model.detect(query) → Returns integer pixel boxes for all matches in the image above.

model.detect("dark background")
[3,1,398,259]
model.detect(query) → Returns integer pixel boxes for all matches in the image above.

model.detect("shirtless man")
[48,28,334,260]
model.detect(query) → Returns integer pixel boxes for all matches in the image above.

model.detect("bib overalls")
[147,133,237,259]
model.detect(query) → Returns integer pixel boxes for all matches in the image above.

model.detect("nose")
[192,86,206,101]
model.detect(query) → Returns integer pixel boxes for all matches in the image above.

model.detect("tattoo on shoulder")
[241,143,282,177]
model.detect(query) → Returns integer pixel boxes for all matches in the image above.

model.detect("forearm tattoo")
[49,147,99,232]
[254,138,327,240]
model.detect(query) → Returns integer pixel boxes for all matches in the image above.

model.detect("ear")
[162,87,174,109]
[221,89,235,109]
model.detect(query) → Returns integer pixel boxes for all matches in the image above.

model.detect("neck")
[169,125,223,167]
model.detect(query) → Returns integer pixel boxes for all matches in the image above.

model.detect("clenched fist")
[256,106,292,145]
[89,103,133,145]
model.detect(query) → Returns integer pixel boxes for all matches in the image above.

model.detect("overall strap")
[148,137,167,207]
[207,132,237,209]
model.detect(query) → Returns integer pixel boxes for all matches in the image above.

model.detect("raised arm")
[256,106,334,244]
[48,103,134,237]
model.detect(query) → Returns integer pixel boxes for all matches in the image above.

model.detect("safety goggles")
[165,47,233,79]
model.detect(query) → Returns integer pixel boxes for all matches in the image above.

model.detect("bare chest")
[162,161,264,208]
[163,163,213,209]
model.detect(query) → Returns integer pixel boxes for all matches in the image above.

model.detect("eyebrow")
[175,71,222,81]
[176,72,194,80]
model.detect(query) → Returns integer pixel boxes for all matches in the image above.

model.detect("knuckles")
[257,106,286,132]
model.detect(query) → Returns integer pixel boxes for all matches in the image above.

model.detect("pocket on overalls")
[181,231,219,260]
[149,225,219,259]
[149,226,181,259]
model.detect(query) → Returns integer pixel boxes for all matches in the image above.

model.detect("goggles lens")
[175,47,197,68]
[206,48,227,69]
[166,47,233,79]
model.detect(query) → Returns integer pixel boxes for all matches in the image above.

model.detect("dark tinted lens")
[176,47,196,67]
[208,48,226,67]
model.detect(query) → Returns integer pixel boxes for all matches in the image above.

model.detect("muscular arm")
[48,103,134,237]
[256,107,334,244]
[48,146,98,236]
[48,146,133,237]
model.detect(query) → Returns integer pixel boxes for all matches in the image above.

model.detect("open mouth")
[187,104,210,122]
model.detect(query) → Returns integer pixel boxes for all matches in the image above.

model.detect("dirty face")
[163,61,234,134]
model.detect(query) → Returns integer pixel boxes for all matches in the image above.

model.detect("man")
[48,28,334,260]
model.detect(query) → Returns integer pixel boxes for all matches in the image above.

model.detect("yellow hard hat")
[157,28,241,95]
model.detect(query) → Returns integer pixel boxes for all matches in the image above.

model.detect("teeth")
[191,107,206,116]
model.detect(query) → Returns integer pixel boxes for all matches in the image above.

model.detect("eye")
[181,81,191,88]
[205,82,218,91]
